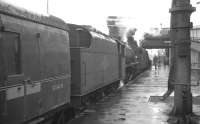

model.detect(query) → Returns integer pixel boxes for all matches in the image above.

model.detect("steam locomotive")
[0,2,150,124]
[125,38,151,82]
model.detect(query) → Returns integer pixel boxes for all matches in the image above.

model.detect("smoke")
[122,28,137,42]
[126,28,137,38]
[126,28,138,48]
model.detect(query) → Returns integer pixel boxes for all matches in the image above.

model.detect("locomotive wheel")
[65,107,75,121]
[52,111,65,124]
[51,107,75,124]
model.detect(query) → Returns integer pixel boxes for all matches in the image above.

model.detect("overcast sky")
[3,0,200,40]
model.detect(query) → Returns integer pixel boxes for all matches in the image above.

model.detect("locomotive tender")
[0,2,150,124]
[68,24,125,106]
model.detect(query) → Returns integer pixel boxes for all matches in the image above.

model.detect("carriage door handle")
[23,78,33,85]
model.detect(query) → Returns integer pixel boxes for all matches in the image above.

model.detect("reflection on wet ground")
[68,66,200,124]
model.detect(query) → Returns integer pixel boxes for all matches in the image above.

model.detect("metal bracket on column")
[172,81,200,86]
[170,7,195,14]
[174,42,190,57]
[169,4,195,13]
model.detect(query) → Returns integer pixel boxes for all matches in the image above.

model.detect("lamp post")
[170,0,195,116]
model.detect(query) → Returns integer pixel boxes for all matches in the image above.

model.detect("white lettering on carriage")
[26,83,41,95]
[52,83,64,91]
[6,86,24,100]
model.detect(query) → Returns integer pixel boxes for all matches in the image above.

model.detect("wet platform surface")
[68,66,200,124]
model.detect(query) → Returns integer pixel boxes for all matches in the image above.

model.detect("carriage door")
[121,45,126,79]
[117,43,126,80]
[117,43,122,79]
[0,31,25,124]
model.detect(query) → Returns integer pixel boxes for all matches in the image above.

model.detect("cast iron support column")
[170,0,195,116]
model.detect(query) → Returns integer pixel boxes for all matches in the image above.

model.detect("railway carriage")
[0,3,71,124]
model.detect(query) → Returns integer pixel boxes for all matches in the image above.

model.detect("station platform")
[68,66,200,124]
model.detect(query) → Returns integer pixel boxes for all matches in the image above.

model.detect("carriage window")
[2,32,21,75]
